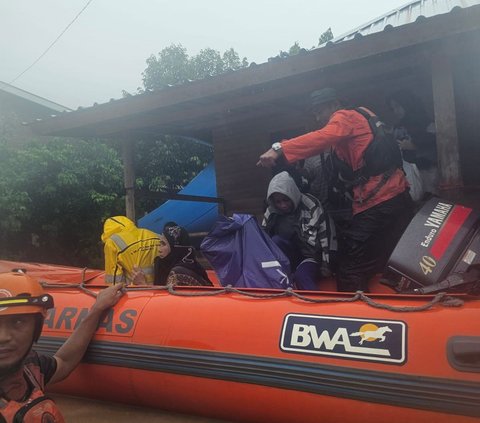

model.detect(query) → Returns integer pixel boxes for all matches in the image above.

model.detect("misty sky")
[1,0,408,108]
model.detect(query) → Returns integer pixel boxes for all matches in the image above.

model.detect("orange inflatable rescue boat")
[1,198,479,423]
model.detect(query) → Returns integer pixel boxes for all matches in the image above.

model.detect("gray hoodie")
[266,171,302,210]
[263,172,334,273]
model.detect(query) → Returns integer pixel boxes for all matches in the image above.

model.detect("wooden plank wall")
[212,112,306,220]
[453,35,480,189]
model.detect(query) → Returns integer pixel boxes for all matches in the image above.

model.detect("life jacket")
[0,367,64,423]
[330,107,402,204]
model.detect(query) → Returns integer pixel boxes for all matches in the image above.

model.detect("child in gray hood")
[262,171,335,290]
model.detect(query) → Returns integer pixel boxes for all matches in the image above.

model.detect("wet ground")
[52,394,231,423]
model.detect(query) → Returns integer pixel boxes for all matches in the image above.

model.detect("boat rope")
[161,285,464,312]
[39,270,465,312]
[355,291,464,311]
[39,268,100,298]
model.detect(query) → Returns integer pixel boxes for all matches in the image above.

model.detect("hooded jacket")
[262,172,333,269]
[101,216,160,284]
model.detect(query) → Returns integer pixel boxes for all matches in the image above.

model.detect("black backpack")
[332,107,402,186]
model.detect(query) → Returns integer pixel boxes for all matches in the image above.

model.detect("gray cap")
[310,87,338,107]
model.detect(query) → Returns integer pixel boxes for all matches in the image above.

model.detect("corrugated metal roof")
[330,0,480,43]
[0,80,71,113]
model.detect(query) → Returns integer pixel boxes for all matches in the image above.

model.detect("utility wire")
[9,0,94,84]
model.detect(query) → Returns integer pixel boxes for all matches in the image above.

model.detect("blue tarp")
[138,162,218,234]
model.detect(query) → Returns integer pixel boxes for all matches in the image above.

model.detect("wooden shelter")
[28,2,480,220]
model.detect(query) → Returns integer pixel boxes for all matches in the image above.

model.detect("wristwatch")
[271,142,283,154]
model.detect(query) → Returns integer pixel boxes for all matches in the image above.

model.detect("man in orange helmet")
[0,271,124,422]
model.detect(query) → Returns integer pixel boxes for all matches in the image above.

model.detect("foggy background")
[1,0,408,108]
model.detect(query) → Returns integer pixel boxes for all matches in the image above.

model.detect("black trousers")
[336,191,414,292]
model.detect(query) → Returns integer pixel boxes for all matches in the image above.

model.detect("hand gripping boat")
[1,199,479,423]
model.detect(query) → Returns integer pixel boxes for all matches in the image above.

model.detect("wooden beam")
[122,139,135,220]
[431,43,463,194]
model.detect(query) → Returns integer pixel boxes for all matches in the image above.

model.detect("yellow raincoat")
[101,216,160,284]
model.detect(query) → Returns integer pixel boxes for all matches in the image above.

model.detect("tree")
[275,41,303,59]
[318,27,334,46]
[222,48,249,70]
[142,44,191,90]
[190,48,225,80]
[270,28,334,60]
[141,44,249,91]
[0,139,124,266]
[134,136,213,214]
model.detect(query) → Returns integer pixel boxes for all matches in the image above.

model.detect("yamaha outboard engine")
[385,198,480,293]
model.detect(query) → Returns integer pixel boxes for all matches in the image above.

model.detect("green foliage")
[275,42,303,59]
[318,27,334,45]
[0,139,124,266]
[142,44,191,90]
[134,136,213,213]
[141,44,248,90]
[0,112,32,146]
[222,48,249,70]
[271,28,334,60]
[0,133,212,266]
[190,48,224,80]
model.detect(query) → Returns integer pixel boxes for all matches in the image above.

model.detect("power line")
[9,0,94,84]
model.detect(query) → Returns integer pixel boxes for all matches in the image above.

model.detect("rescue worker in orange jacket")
[101,216,161,285]
[257,87,413,291]
[0,271,124,422]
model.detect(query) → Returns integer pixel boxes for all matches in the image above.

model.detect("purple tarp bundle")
[200,214,292,289]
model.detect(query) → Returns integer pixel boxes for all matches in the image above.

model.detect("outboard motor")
[385,198,480,293]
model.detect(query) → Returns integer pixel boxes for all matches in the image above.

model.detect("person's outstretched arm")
[49,284,125,384]
[257,111,353,168]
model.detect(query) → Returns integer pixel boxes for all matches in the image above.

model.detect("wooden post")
[431,45,463,197]
[122,139,135,220]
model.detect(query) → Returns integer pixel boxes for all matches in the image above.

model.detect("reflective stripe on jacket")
[102,216,160,284]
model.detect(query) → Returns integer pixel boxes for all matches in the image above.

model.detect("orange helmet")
[0,271,54,317]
